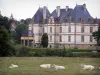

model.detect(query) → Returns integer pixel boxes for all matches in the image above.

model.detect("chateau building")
[21,4,99,48]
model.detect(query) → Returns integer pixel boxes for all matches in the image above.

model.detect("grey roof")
[22,4,99,36]
[32,7,50,24]
[50,4,98,24]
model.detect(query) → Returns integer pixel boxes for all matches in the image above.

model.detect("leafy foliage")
[15,23,28,43]
[41,33,48,48]
[92,23,100,46]
[0,15,16,56]
[14,46,100,57]
[0,28,15,56]
[20,18,32,25]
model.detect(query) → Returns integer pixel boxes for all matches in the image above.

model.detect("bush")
[65,49,73,57]
[15,45,30,56]
[14,45,100,57]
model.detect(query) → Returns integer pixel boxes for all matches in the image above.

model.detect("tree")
[41,33,48,48]
[0,27,15,56]
[15,22,28,43]
[92,23,100,46]
[0,16,16,56]
[20,18,32,25]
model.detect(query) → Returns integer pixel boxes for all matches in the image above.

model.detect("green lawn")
[0,57,100,75]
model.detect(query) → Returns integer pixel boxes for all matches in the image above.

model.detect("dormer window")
[88,17,93,23]
[88,18,91,21]
[49,18,52,24]
[80,17,84,23]
[49,17,54,24]
[52,18,54,23]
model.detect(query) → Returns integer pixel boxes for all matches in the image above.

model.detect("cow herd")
[9,63,100,70]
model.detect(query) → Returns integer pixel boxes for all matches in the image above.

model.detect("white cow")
[40,64,51,68]
[99,67,100,70]
[81,64,94,70]
[52,64,65,70]
[9,64,18,68]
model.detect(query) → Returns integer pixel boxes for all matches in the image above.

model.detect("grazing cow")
[52,64,65,70]
[40,64,51,68]
[81,64,94,70]
[9,64,18,68]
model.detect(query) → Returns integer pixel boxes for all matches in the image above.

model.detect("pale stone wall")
[28,23,98,48]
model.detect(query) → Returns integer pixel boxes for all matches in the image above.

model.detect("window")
[59,36,62,42]
[80,18,82,22]
[90,36,93,42]
[49,18,52,24]
[50,27,52,33]
[90,27,93,33]
[88,18,93,23]
[68,35,71,42]
[81,36,84,42]
[68,26,71,33]
[50,36,52,42]
[68,16,72,23]
[43,27,44,33]
[52,19,54,23]
[88,18,91,22]
[81,26,84,33]
[80,17,84,23]
[60,27,62,33]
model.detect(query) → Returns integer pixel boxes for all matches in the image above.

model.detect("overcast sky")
[0,0,100,20]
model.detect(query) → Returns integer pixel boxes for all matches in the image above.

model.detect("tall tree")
[15,22,28,43]
[0,16,15,56]
[0,16,11,30]
[20,18,32,25]
[41,33,48,48]
[92,23,100,46]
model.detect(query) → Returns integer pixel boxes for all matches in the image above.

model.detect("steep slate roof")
[21,4,98,37]
[51,4,98,24]
[51,8,73,23]
[61,8,73,22]
[32,7,50,24]
[70,4,92,23]
[31,4,98,24]
[51,9,66,23]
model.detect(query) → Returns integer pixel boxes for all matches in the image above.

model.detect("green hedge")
[14,45,100,57]
[72,52,100,57]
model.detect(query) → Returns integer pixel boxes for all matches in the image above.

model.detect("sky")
[0,0,100,20]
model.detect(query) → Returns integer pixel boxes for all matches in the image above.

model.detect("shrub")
[65,49,73,57]
[14,45,100,57]
[15,45,30,56]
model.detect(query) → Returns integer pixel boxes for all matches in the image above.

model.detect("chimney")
[43,6,46,19]
[83,4,86,10]
[66,6,69,11]
[56,6,60,17]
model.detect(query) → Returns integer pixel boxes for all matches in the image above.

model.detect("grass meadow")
[0,57,100,75]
